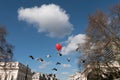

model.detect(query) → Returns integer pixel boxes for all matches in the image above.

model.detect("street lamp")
[25,65,29,80]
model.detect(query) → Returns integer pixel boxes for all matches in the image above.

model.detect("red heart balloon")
[56,43,62,51]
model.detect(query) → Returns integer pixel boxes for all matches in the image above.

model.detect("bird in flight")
[52,68,57,71]
[56,62,61,65]
[67,57,71,62]
[58,52,62,56]
[46,54,51,58]
[76,47,80,51]
[36,58,44,62]
[81,59,85,63]
[29,55,34,60]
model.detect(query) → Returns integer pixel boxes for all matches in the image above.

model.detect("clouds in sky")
[61,72,69,75]
[72,69,78,72]
[39,61,52,69]
[61,34,86,55]
[61,64,71,68]
[18,4,73,38]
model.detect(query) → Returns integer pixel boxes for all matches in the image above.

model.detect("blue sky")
[0,0,120,80]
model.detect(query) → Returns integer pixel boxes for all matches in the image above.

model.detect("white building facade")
[32,72,58,80]
[68,72,87,80]
[0,62,32,80]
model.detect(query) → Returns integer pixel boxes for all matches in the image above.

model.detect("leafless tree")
[0,26,13,62]
[77,4,120,80]
[0,26,14,80]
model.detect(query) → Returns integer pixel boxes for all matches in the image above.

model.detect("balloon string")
[57,50,61,54]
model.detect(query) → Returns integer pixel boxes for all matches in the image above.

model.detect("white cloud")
[72,69,78,72]
[39,61,52,69]
[18,4,73,38]
[61,72,69,75]
[61,34,86,55]
[61,64,71,68]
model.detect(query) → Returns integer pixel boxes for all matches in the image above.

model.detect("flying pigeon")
[52,68,57,71]
[36,58,44,62]
[82,60,85,63]
[46,54,51,58]
[76,47,80,51]
[81,59,85,63]
[29,55,34,60]
[76,44,81,51]
[56,62,61,65]
[67,57,71,62]
[58,52,62,56]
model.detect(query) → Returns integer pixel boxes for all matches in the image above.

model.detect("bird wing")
[46,54,51,58]
[36,58,44,62]
[52,68,57,71]
[67,57,71,62]
[56,62,61,65]
[29,55,34,59]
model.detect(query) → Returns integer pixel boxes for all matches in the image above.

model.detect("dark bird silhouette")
[36,58,44,62]
[29,55,34,60]
[52,68,57,71]
[81,59,85,63]
[56,62,61,65]
[82,60,85,63]
[58,52,62,56]
[76,47,80,51]
[46,54,51,58]
[67,57,71,62]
